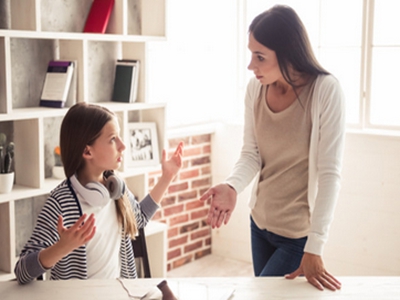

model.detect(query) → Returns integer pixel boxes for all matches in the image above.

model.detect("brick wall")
[148,133,213,272]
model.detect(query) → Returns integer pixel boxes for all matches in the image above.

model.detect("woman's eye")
[257,55,264,61]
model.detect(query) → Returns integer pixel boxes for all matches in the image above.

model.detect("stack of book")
[111,59,140,103]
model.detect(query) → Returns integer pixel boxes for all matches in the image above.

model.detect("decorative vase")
[0,172,14,193]
[52,166,65,179]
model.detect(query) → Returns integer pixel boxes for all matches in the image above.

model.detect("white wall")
[211,124,400,275]
[324,131,400,275]
[211,123,252,263]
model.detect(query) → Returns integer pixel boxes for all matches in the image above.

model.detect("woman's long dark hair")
[60,102,137,237]
[249,5,329,88]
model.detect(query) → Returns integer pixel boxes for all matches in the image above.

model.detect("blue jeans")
[250,216,307,276]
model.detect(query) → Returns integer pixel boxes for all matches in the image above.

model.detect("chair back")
[132,227,151,278]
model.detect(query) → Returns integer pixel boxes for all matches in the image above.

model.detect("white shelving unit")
[0,0,167,281]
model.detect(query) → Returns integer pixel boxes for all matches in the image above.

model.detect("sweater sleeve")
[304,75,346,255]
[225,77,262,194]
[128,191,159,229]
[14,196,62,284]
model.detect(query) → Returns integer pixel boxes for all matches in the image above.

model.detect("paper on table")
[117,278,234,299]
[168,281,235,300]
[117,278,161,299]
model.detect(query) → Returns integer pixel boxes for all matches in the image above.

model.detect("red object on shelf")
[83,0,115,33]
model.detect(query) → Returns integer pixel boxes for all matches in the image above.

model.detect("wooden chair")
[132,227,151,278]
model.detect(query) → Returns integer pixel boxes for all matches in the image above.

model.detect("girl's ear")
[82,146,92,159]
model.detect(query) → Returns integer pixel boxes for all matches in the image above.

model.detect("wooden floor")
[166,254,254,278]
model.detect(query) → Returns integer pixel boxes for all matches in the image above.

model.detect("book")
[111,60,140,103]
[40,60,75,108]
[64,60,78,108]
[83,0,115,33]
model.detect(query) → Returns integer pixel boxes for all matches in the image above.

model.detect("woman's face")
[247,33,283,85]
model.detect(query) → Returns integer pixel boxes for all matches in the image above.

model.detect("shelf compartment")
[124,173,147,201]
[43,116,63,179]
[85,40,148,104]
[124,105,166,170]
[140,0,166,37]
[128,0,166,37]
[10,0,38,31]
[14,195,47,258]
[14,118,42,189]
[40,0,92,33]
[86,40,120,104]
[10,38,56,110]
[0,36,12,114]
[0,201,15,274]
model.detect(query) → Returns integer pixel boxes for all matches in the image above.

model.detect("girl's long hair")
[60,102,137,237]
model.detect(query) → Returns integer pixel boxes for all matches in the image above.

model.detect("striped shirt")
[14,179,159,284]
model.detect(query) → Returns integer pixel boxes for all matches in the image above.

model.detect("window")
[369,0,400,128]
[148,1,400,131]
[147,0,239,128]
[245,0,400,131]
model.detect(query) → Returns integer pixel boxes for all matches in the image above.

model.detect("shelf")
[121,164,161,178]
[0,165,165,203]
[0,30,166,42]
[144,220,167,237]
[0,103,166,122]
[0,178,60,204]
[99,102,166,112]
[0,107,68,121]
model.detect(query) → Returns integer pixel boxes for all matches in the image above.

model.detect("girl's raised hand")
[57,213,96,253]
[149,142,184,204]
[39,214,96,269]
[161,141,184,181]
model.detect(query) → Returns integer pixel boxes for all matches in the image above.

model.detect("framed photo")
[127,122,159,167]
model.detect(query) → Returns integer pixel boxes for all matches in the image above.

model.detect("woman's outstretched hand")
[285,253,342,291]
[199,183,237,228]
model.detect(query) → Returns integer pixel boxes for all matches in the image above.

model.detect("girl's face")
[86,118,126,173]
[247,33,283,85]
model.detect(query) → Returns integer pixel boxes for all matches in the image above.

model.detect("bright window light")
[148,0,400,132]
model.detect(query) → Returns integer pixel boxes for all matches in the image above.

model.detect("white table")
[1,277,399,299]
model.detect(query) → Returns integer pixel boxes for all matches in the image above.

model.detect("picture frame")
[127,122,159,167]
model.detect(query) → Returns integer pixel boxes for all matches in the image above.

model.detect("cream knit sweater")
[226,74,346,256]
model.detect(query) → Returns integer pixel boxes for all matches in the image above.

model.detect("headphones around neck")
[70,171,126,207]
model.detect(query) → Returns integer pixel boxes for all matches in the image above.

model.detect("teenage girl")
[15,102,183,284]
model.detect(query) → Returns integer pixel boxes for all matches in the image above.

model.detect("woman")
[200,5,345,291]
